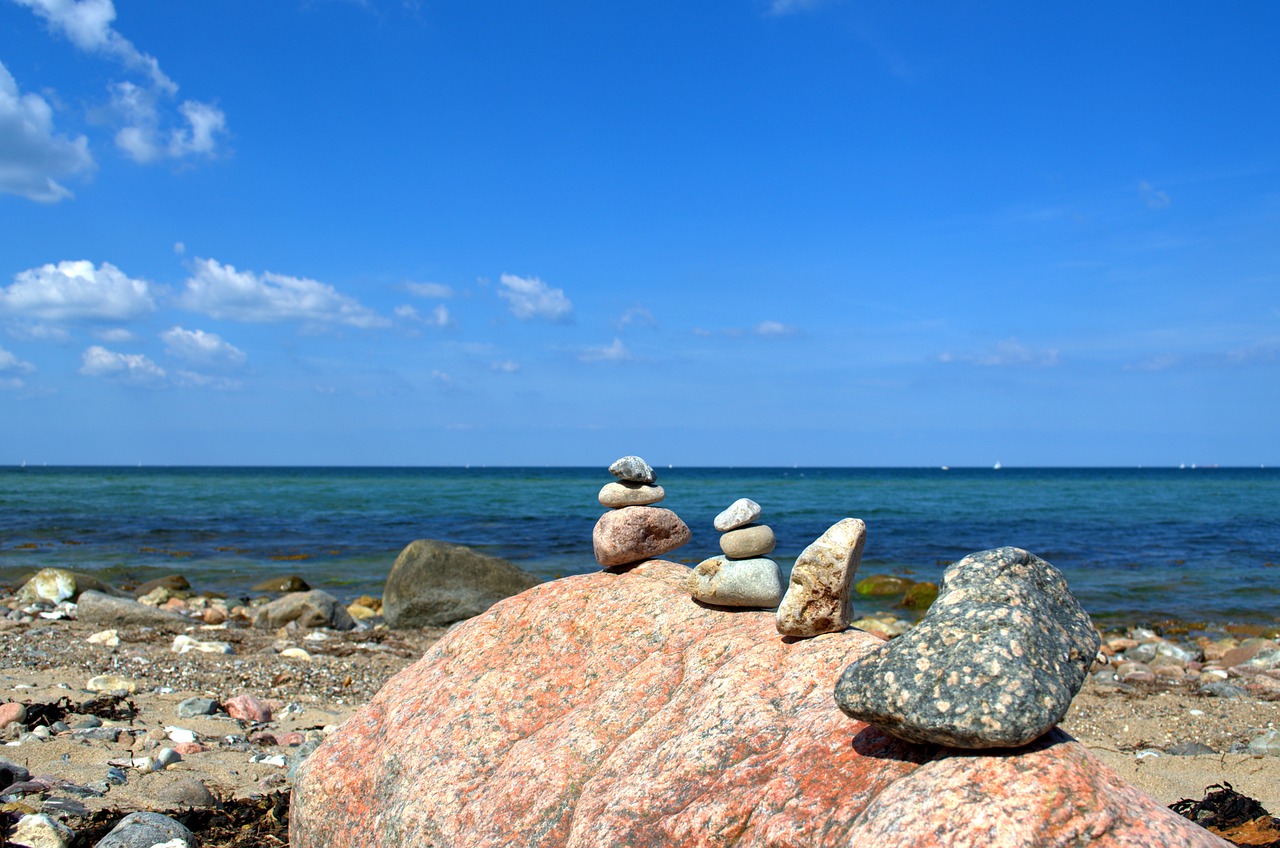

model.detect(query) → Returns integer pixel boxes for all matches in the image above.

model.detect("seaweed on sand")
[1171,782,1280,847]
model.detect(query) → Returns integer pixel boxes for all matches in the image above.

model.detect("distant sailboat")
[993,461,1002,470]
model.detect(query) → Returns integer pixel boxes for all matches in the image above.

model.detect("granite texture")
[291,559,1227,848]
[687,555,783,608]
[608,455,656,484]
[592,506,690,567]
[835,546,1102,748]
[776,517,866,637]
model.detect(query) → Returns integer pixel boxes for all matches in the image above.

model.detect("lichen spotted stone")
[834,546,1100,749]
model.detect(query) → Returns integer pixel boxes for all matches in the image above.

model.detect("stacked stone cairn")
[592,456,691,568]
[687,498,784,608]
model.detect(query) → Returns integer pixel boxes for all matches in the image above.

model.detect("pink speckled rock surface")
[290,560,1228,848]
[591,506,690,566]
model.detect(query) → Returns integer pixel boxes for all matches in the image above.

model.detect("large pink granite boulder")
[291,559,1227,848]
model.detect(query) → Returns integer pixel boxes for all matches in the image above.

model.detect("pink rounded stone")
[224,693,273,723]
[0,701,26,727]
[291,560,1229,848]
[591,507,690,567]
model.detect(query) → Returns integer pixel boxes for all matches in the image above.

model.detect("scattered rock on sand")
[17,568,127,604]
[132,574,191,597]
[835,546,1101,748]
[776,518,866,638]
[95,811,196,848]
[77,590,189,628]
[381,540,540,628]
[252,575,311,593]
[85,673,140,694]
[10,812,74,848]
[224,693,274,723]
[251,589,356,631]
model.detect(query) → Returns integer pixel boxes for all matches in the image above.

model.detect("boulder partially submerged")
[381,539,540,628]
[292,559,1225,847]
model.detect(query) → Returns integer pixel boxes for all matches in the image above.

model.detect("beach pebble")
[851,616,914,640]
[85,674,139,694]
[280,647,313,661]
[1247,729,1280,757]
[598,481,665,507]
[0,701,26,727]
[1199,681,1247,699]
[10,812,74,848]
[608,455,656,484]
[1,757,30,789]
[165,726,197,744]
[77,590,188,627]
[713,498,762,532]
[718,524,776,559]
[687,556,784,608]
[171,634,234,655]
[94,811,195,848]
[224,693,273,723]
[155,777,218,809]
[175,697,218,718]
[776,518,866,638]
[1166,741,1216,756]
[252,575,311,593]
[1221,638,1280,668]
[592,506,691,567]
[86,628,120,647]
[251,589,356,631]
[835,546,1101,748]
[132,574,191,596]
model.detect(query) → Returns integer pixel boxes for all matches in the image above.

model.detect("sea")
[1,466,1277,629]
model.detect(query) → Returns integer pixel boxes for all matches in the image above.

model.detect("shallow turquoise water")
[1,466,1277,627]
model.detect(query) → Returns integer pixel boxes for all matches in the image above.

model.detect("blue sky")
[1,1,1276,466]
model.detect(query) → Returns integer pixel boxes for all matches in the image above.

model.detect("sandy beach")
[2,600,1279,845]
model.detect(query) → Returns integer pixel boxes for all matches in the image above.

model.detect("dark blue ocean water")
[1,466,1277,627]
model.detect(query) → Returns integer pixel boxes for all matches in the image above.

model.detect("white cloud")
[753,320,798,338]
[430,369,457,391]
[615,305,656,330]
[491,359,519,373]
[0,377,25,390]
[0,260,155,322]
[1139,180,1171,210]
[938,337,1061,367]
[93,327,133,342]
[79,344,165,382]
[180,258,388,328]
[579,337,631,363]
[14,0,228,164]
[498,273,573,323]
[0,60,94,202]
[174,369,241,390]
[406,281,454,298]
[111,82,227,163]
[161,325,246,367]
[6,322,71,343]
[0,345,36,374]
[398,302,453,327]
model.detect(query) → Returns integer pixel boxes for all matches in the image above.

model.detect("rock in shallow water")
[291,559,1227,848]
[382,540,540,628]
[835,546,1101,749]
[592,506,690,567]
[687,555,783,608]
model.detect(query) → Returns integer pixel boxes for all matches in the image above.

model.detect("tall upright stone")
[776,518,866,637]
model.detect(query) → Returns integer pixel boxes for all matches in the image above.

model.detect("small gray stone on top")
[719,524,775,559]
[713,498,762,532]
[608,455,656,484]
[834,546,1101,749]
[688,556,783,609]
[598,482,665,508]
[176,697,218,718]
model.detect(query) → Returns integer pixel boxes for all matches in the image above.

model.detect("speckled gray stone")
[608,456,656,484]
[688,556,784,608]
[713,498,762,532]
[719,524,775,558]
[598,481,664,507]
[834,546,1101,749]
[94,811,196,848]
